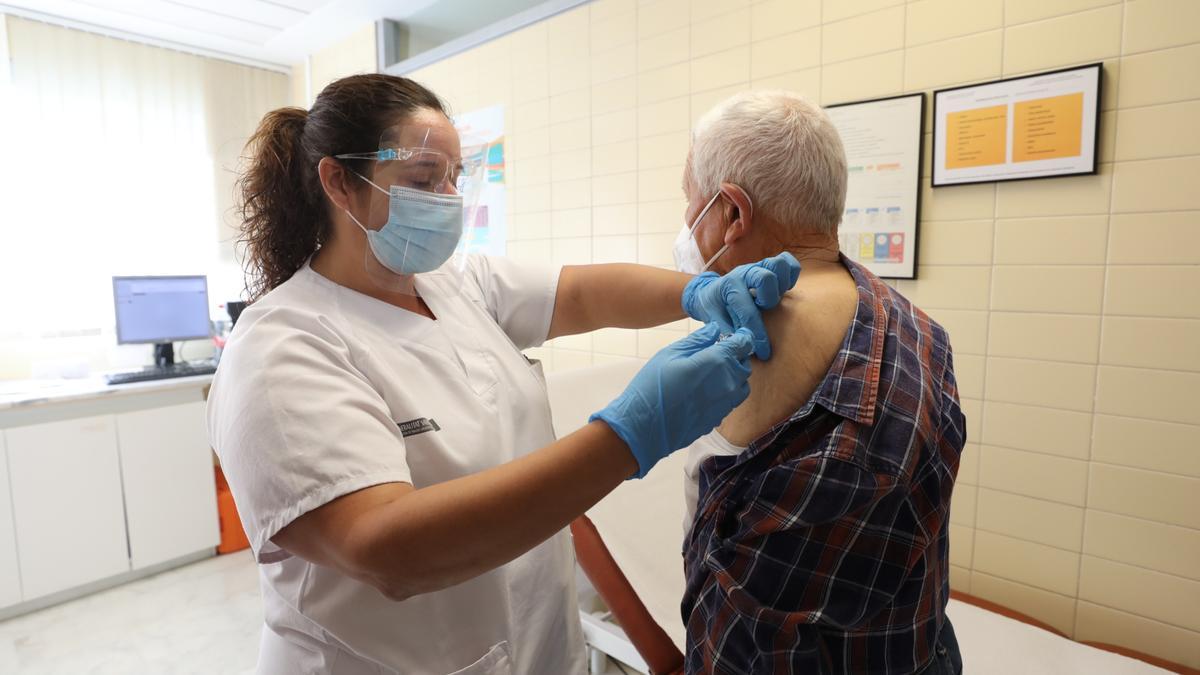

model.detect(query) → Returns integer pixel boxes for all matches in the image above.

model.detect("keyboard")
[104,362,217,385]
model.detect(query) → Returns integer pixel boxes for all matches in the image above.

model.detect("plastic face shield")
[339,123,491,295]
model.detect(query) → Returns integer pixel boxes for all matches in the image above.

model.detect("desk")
[0,375,218,619]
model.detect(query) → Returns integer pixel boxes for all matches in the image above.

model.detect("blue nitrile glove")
[681,252,803,361]
[590,322,755,478]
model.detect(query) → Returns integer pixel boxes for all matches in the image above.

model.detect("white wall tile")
[689,47,751,92]
[1104,266,1200,319]
[1084,510,1200,582]
[1100,317,1200,372]
[751,27,821,80]
[906,0,1003,46]
[638,0,689,38]
[1096,365,1200,426]
[1118,44,1200,109]
[979,445,1089,506]
[1091,415,1200,478]
[638,27,689,71]
[993,216,1108,265]
[894,266,991,310]
[820,51,904,105]
[592,235,639,264]
[751,0,821,41]
[990,266,1105,314]
[982,400,1093,459]
[1002,5,1122,75]
[638,96,691,136]
[915,220,993,266]
[972,530,1080,595]
[638,200,685,234]
[1108,212,1200,265]
[1003,0,1117,26]
[593,204,638,235]
[821,6,904,64]
[637,132,690,171]
[1089,461,1200,530]
[903,30,1003,91]
[987,312,1101,364]
[976,488,1084,551]
[637,62,691,103]
[1078,556,1200,632]
[822,0,904,24]
[1075,601,1200,670]
[690,8,750,58]
[1123,0,1200,54]
[1115,101,1200,162]
[984,357,1096,412]
[1112,157,1200,213]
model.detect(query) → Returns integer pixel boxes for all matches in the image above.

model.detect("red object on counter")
[215,467,250,554]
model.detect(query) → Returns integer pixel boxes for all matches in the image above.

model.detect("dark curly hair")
[236,73,447,301]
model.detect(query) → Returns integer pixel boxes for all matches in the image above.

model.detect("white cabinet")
[0,434,22,607]
[116,402,219,569]
[5,415,130,599]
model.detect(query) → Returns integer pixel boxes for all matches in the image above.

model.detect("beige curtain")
[0,15,288,337]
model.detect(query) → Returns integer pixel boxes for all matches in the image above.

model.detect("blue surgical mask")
[346,174,464,275]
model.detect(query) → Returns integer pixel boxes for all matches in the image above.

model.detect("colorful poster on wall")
[826,93,925,279]
[932,63,1101,186]
[453,104,506,256]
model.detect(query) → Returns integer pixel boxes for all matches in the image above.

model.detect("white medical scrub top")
[206,256,586,675]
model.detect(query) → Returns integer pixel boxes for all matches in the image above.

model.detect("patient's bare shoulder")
[718,265,859,446]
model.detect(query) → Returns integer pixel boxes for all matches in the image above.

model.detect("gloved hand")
[681,252,802,360]
[590,322,755,478]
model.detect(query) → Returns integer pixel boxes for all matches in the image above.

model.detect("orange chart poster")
[946,104,1007,169]
[932,64,1100,186]
[1013,92,1084,163]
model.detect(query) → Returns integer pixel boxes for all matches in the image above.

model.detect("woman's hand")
[591,322,755,478]
[681,252,802,360]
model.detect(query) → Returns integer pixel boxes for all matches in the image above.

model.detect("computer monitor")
[113,275,210,367]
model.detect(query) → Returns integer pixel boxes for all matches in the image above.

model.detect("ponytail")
[237,107,318,301]
[236,74,448,301]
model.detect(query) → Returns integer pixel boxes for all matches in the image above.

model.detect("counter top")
[0,374,213,411]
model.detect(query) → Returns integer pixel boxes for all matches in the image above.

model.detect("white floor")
[0,551,262,674]
[0,551,637,674]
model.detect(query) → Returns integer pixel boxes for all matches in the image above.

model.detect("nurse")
[208,73,799,675]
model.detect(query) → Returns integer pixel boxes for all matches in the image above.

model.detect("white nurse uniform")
[207,256,585,675]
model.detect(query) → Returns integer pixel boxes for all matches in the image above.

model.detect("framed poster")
[452,105,507,256]
[932,63,1102,187]
[826,93,925,279]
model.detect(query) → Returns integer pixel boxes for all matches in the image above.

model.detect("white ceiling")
[1,0,447,69]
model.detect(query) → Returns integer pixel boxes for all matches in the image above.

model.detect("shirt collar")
[806,254,889,425]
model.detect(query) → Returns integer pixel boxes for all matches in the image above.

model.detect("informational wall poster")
[932,63,1101,187]
[453,105,507,256]
[826,93,925,279]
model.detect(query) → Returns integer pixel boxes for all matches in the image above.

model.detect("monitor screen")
[113,276,210,344]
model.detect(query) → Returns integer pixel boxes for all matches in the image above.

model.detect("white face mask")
[672,191,728,275]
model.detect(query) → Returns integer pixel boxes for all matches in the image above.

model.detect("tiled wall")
[403,0,1200,666]
[292,24,378,108]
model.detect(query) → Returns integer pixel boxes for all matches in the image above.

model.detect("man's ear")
[719,182,755,245]
[317,157,357,213]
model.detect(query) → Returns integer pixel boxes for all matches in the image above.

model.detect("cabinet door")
[6,416,130,599]
[116,402,219,569]
[0,433,22,607]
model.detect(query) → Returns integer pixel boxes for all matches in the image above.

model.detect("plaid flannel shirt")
[682,257,965,674]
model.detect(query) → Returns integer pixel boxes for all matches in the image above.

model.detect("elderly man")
[677,91,966,675]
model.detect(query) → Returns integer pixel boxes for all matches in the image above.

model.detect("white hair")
[690,90,847,235]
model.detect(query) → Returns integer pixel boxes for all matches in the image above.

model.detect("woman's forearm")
[349,421,636,600]
[548,263,691,338]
